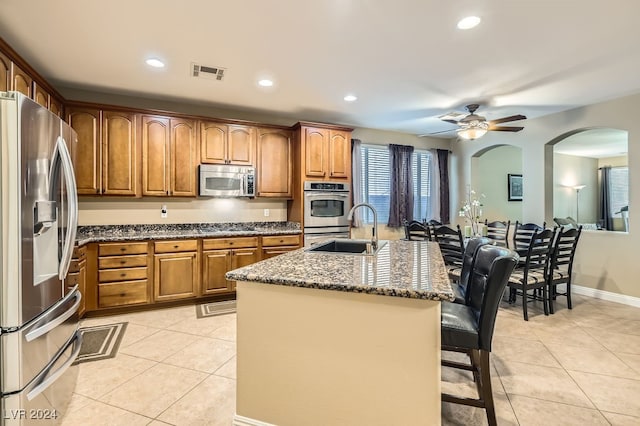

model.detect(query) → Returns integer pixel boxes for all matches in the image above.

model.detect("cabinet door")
[0,52,9,92]
[10,63,31,97]
[78,259,87,317]
[67,107,102,195]
[202,249,232,295]
[142,115,170,196]
[304,127,328,178]
[231,248,260,269]
[154,252,199,301]
[32,82,49,108]
[256,128,292,198]
[49,96,64,118]
[171,118,198,196]
[200,121,227,164]
[328,130,351,179]
[103,111,138,195]
[227,125,255,165]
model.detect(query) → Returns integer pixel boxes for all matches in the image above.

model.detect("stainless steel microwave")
[199,164,255,197]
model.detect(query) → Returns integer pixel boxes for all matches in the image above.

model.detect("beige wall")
[452,92,640,298]
[553,153,598,223]
[599,155,628,168]
[472,145,523,223]
[78,198,287,225]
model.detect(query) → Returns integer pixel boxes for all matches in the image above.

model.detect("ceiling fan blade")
[441,119,459,125]
[488,125,524,132]
[488,114,527,125]
[425,128,458,135]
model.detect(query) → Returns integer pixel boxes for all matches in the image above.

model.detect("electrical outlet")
[161,205,168,218]
[263,209,270,217]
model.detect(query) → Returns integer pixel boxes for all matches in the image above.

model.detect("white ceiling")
[2,1,640,137]
[554,128,628,159]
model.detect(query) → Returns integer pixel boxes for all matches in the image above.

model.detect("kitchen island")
[226,239,454,426]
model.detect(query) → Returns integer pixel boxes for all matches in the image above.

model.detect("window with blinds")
[360,145,433,224]
[609,166,628,217]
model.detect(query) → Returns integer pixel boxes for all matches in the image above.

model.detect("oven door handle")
[305,193,349,198]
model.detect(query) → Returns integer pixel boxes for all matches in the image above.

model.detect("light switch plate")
[264,209,270,217]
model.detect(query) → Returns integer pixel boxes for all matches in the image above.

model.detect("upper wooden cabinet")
[200,121,255,166]
[301,125,351,181]
[0,52,10,92]
[256,128,293,198]
[10,62,31,97]
[142,115,198,197]
[32,82,49,108]
[102,111,138,195]
[49,96,63,118]
[67,106,139,196]
[67,107,102,194]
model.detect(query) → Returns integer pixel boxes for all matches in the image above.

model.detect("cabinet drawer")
[203,237,258,250]
[262,235,301,247]
[72,245,87,260]
[99,267,148,283]
[68,259,82,273]
[67,271,80,287]
[99,242,148,256]
[99,255,148,269]
[154,240,198,253]
[98,280,149,308]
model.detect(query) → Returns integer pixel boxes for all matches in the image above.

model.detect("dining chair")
[448,237,492,304]
[433,225,465,273]
[484,219,510,247]
[548,226,582,313]
[403,220,431,241]
[441,245,519,426]
[512,221,546,251]
[507,228,556,320]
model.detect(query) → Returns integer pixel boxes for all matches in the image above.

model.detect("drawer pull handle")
[174,245,179,248]
[120,248,126,252]
[229,242,234,245]
[120,293,126,297]
[120,260,126,264]
[120,273,126,277]
[279,240,284,243]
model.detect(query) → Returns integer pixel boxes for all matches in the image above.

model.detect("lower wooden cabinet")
[202,237,259,295]
[97,242,150,309]
[153,240,199,301]
[261,234,301,259]
[67,245,87,316]
[82,233,301,314]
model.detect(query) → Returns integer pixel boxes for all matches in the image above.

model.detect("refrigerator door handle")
[25,287,81,342]
[26,330,83,401]
[56,136,78,280]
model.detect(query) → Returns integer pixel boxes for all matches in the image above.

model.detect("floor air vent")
[191,63,226,81]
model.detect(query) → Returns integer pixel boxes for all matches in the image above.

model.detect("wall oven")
[303,181,351,246]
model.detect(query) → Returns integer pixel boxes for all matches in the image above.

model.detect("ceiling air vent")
[191,63,226,81]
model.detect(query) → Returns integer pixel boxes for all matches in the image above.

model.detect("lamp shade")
[458,127,488,140]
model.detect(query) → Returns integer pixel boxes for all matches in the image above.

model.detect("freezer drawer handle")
[25,287,82,342]
[26,331,83,401]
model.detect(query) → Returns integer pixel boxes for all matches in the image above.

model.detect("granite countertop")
[226,240,454,301]
[75,221,301,245]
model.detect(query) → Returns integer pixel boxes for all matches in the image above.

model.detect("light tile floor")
[61,294,640,425]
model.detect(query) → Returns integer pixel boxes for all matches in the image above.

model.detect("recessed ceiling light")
[145,58,165,68]
[457,16,481,30]
[258,79,274,87]
[344,94,357,102]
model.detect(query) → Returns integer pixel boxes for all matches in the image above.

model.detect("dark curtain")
[437,149,450,224]
[388,144,414,227]
[599,167,614,230]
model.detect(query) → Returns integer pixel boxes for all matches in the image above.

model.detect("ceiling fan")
[436,104,527,140]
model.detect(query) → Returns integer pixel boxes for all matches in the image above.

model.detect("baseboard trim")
[233,414,276,426]
[573,285,640,308]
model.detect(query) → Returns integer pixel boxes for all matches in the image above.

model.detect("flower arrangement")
[459,186,485,236]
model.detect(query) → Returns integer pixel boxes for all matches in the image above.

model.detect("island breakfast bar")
[226,240,455,426]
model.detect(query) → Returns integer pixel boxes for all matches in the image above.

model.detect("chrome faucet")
[347,203,378,250]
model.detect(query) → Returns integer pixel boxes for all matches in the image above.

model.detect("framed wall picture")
[508,174,523,201]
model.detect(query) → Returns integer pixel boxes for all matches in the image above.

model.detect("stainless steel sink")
[305,239,387,255]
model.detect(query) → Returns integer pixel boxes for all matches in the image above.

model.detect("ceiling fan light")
[458,128,488,140]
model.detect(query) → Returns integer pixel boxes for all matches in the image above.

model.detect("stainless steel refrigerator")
[1,92,82,424]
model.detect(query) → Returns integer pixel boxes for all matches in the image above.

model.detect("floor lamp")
[573,185,586,222]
